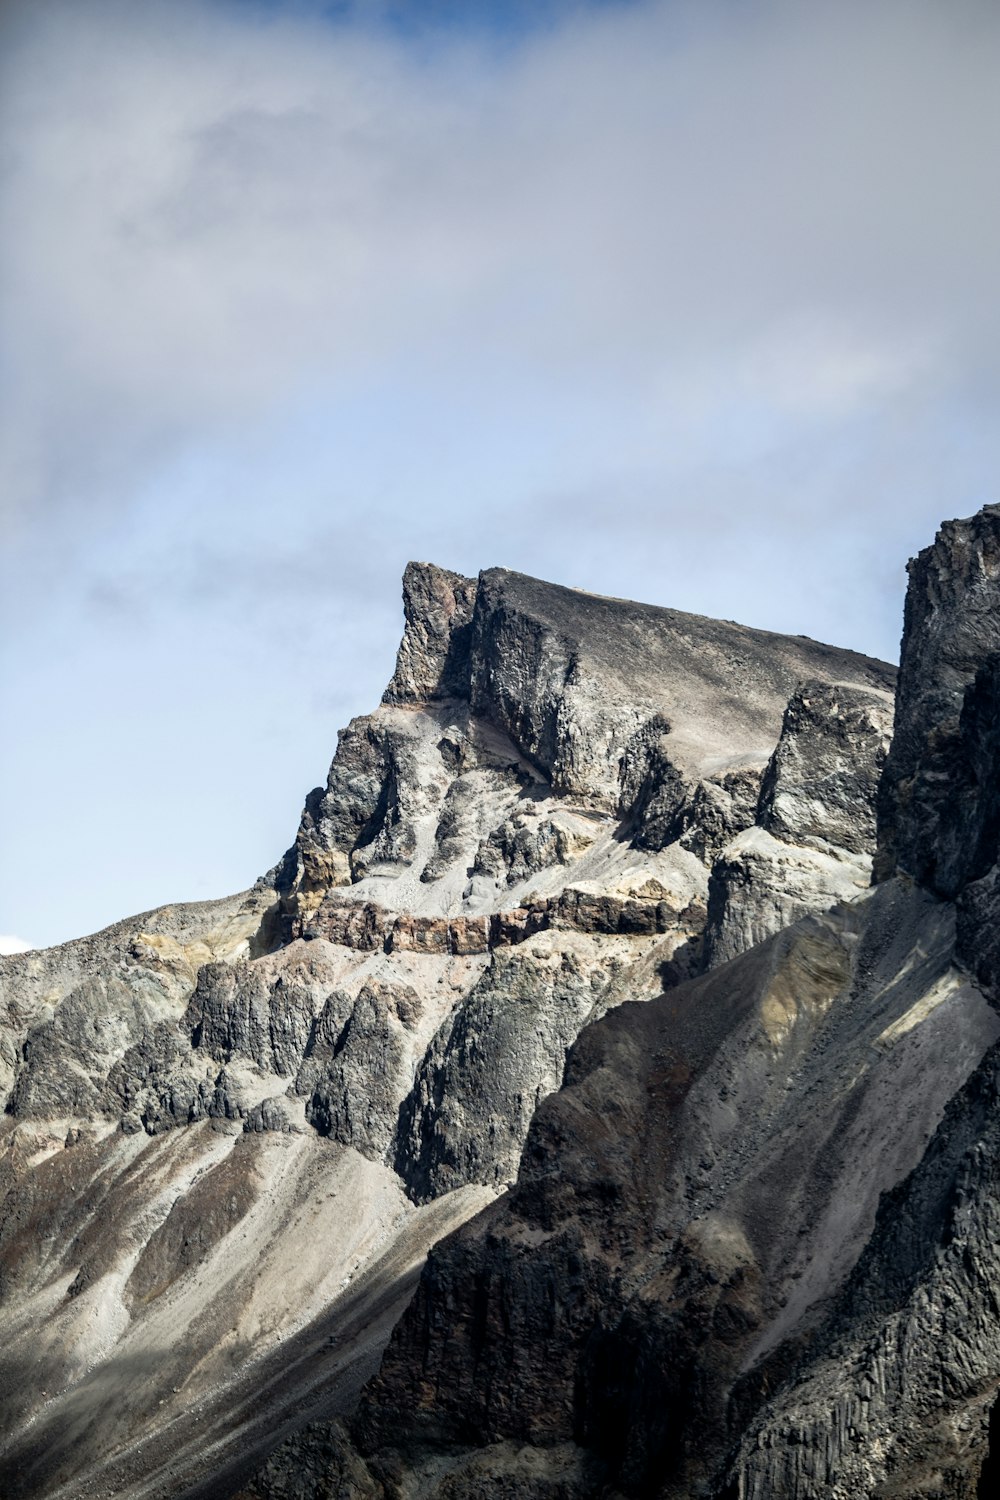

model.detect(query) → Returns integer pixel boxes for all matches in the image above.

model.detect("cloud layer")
[4,0,1000,535]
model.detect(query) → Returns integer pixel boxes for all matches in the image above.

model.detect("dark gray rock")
[757,679,892,855]
[0,552,903,1500]
[297,983,414,1163]
[284,719,404,928]
[311,877,998,1500]
[383,561,478,705]
[394,949,613,1202]
[232,1417,383,1500]
[729,1040,1000,1500]
[103,1019,206,1133]
[875,503,1000,892]
[243,1095,304,1134]
[421,761,526,884]
[185,950,341,1077]
[10,977,172,1120]
[471,806,592,887]
[618,715,691,851]
[466,567,894,806]
[675,770,762,863]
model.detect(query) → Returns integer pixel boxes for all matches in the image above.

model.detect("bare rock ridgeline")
[0,554,896,1499]
[240,507,1000,1500]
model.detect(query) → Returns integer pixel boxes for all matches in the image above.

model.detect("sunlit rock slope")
[0,561,894,1499]
[238,508,1000,1500]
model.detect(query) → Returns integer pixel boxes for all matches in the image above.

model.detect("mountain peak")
[383,560,477,705]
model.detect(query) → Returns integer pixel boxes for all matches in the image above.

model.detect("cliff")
[238,509,1000,1500]
[0,560,895,1499]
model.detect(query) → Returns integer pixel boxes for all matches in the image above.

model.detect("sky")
[3,0,1000,951]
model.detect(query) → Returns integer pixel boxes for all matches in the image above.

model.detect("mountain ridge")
[237,506,1000,1500]
[0,549,901,1499]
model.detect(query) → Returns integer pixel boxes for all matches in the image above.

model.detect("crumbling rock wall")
[238,508,1000,1500]
[0,556,896,1500]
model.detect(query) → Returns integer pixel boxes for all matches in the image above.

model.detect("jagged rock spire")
[875,503,1000,893]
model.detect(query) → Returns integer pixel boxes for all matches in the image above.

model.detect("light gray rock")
[0,884,273,1110]
[0,553,900,1500]
[702,826,870,969]
[701,679,892,968]
[263,509,1000,1500]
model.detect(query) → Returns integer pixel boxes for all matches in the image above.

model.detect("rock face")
[702,679,892,967]
[236,508,1000,1500]
[0,559,896,1500]
[874,503,1000,895]
[271,881,997,1500]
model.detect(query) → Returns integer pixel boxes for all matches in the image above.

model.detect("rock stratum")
[8,532,980,1500]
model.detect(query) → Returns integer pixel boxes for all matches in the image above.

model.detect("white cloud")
[3,0,1000,538]
[0,936,32,955]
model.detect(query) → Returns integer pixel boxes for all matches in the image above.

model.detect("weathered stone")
[472,808,595,887]
[466,568,892,806]
[675,769,762,863]
[700,679,892,967]
[702,826,870,969]
[298,983,413,1162]
[395,948,616,1202]
[320,879,1000,1500]
[757,679,893,855]
[103,1020,208,1134]
[282,718,393,927]
[302,899,393,950]
[0,550,900,1500]
[242,513,1000,1500]
[875,503,1000,891]
[383,561,478,705]
[185,950,341,1076]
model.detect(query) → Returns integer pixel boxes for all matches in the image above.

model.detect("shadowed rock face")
[265,882,997,1500]
[383,560,478,705]
[875,504,1000,894]
[0,559,895,1500]
[236,507,1000,1500]
[719,513,1000,1500]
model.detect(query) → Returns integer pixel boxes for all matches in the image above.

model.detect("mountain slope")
[238,509,1000,1500]
[0,562,894,1499]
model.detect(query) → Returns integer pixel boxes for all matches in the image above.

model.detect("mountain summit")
[0,542,946,1500]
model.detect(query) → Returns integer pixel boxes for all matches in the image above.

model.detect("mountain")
[0,554,898,1498]
[237,507,1000,1500]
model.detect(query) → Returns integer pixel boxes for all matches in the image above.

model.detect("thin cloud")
[3,0,1000,537]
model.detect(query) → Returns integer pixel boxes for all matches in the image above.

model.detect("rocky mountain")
[233,506,1000,1500]
[0,555,897,1498]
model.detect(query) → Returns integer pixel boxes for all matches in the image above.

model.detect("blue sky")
[3,0,1000,950]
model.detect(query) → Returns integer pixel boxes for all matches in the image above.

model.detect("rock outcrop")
[875,503,1000,894]
[237,508,1000,1500]
[702,679,892,967]
[259,883,996,1500]
[0,558,896,1500]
